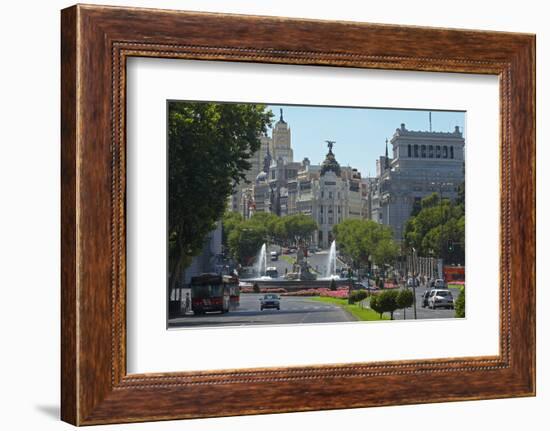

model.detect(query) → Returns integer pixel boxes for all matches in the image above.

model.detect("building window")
[421,145,426,158]
[408,144,412,157]
[321,191,324,198]
[329,192,333,199]
[450,146,454,159]
[414,145,419,157]
[428,145,434,158]
[319,231,323,242]
[443,146,448,158]
[319,205,323,213]
[436,145,441,158]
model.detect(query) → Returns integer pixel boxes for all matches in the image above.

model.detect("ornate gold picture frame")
[61,4,535,425]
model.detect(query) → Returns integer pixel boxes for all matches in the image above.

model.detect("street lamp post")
[411,247,418,320]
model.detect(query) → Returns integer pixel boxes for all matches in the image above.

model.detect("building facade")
[367,123,465,241]
[230,110,366,248]
[287,143,364,248]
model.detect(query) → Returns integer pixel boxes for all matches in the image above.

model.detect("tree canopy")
[370,289,400,320]
[168,102,272,289]
[222,210,318,263]
[404,190,465,264]
[332,219,398,271]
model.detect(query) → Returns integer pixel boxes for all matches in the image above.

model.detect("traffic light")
[447,239,454,252]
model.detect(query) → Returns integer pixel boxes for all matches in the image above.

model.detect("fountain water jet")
[325,240,337,278]
[254,243,267,277]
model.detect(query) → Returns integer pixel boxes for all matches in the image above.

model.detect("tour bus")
[190,273,231,315]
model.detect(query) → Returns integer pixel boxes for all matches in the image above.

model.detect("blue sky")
[266,104,465,177]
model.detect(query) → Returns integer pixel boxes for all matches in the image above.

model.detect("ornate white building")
[288,143,363,248]
[230,110,365,248]
[367,123,465,241]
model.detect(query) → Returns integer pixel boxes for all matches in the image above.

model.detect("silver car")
[260,294,281,311]
[428,289,454,309]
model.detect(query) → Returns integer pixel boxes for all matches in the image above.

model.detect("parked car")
[421,290,432,307]
[428,289,454,309]
[270,251,279,261]
[260,294,281,311]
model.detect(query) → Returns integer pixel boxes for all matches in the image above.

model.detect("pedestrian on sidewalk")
[184,292,191,315]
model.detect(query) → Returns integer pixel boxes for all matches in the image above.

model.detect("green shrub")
[455,287,465,318]
[348,289,368,304]
[370,289,399,319]
[396,288,414,310]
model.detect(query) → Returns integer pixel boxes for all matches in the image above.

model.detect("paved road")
[168,293,356,328]
[392,286,462,320]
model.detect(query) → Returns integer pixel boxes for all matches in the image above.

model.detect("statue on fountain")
[293,245,317,281]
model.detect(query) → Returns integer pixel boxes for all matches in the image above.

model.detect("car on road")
[265,267,279,278]
[353,280,376,291]
[434,279,447,288]
[270,251,279,261]
[260,294,281,311]
[421,290,432,307]
[428,289,454,309]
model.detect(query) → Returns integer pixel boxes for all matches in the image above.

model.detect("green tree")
[249,212,280,242]
[222,211,244,248]
[396,288,414,319]
[333,219,398,274]
[280,214,318,246]
[168,102,272,290]
[404,192,465,264]
[455,287,465,318]
[227,220,267,264]
[369,295,383,319]
[370,290,399,320]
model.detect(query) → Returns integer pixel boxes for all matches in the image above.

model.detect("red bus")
[190,273,240,315]
[443,266,465,284]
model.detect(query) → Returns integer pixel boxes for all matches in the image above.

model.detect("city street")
[392,286,462,320]
[168,293,356,328]
[261,245,344,278]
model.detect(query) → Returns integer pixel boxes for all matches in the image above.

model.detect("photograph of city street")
[167,101,466,329]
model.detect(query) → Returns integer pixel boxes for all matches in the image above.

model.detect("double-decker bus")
[190,273,240,315]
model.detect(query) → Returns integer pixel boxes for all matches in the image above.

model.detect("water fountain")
[254,243,267,278]
[325,240,339,279]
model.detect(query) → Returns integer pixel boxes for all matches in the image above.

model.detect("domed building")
[289,141,364,249]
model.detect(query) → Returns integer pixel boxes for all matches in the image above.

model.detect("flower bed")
[241,287,288,294]
[320,286,349,299]
[281,288,329,297]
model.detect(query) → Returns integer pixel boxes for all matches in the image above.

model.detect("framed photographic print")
[61,4,535,425]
